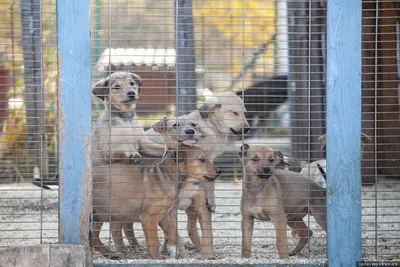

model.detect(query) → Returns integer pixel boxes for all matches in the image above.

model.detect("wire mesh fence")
[0,0,58,248]
[0,0,399,265]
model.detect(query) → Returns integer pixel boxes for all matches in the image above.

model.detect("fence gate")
[0,0,399,266]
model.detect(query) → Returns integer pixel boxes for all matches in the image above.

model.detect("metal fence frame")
[56,0,362,266]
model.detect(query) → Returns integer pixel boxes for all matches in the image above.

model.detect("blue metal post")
[326,0,363,266]
[57,0,92,245]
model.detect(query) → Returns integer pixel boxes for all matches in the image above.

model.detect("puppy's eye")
[130,81,135,86]
[191,122,197,127]
[251,157,259,162]
[268,158,274,163]
[199,158,206,163]
[172,123,179,128]
[233,111,239,116]
[113,85,121,90]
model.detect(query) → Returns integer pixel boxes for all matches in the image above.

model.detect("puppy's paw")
[160,245,179,259]
[201,254,216,260]
[103,252,121,260]
[126,151,142,163]
[289,250,299,257]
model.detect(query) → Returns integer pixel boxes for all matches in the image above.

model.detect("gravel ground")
[0,177,399,265]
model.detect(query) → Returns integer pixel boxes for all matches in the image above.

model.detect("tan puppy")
[300,133,372,188]
[238,144,327,259]
[92,72,165,166]
[146,91,250,259]
[92,145,219,260]
[175,163,221,260]
[152,114,202,149]
[110,116,202,253]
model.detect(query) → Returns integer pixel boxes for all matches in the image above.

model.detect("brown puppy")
[238,144,326,259]
[92,72,165,165]
[92,145,218,260]
[175,164,221,259]
[110,116,202,253]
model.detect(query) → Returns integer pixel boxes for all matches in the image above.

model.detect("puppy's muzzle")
[230,127,251,135]
[185,128,195,135]
[204,169,222,181]
[257,166,271,179]
[127,91,136,99]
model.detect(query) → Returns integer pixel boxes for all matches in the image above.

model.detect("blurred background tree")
[0,0,57,182]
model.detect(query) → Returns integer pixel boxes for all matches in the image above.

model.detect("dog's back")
[93,163,144,222]
[93,160,179,222]
[271,169,326,222]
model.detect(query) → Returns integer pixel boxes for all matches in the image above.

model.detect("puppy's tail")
[316,163,326,180]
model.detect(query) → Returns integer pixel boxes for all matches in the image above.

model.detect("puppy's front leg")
[141,216,162,260]
[158,212,186,259]
[204,181,216,212]
[270,214,289,259]
[186,205,201,252]
[177,182,196,210]
[139,137,166,158]
[109,143,141,163]
[197,203,215,259]
[241,214,254,258]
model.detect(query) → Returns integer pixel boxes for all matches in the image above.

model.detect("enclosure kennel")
[0,0,399,266]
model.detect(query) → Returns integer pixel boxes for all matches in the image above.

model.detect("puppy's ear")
[92,77,110,101]
[318,134,327,149]
[237,143,250,159]
[152,117,169,133]
[198,102,222,119]
[109,64,118,74]
[361,133,372,145]
[130,73,143,91]
[274,151,284,164]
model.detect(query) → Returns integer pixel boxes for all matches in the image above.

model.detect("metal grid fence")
[0,0,398,266]
[0,0,58,248]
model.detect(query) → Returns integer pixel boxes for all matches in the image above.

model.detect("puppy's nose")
[185,128,195,134]
[127,91,136,98]
[244,127,251,134]
[216,169,222,175]
[263,166,270,174]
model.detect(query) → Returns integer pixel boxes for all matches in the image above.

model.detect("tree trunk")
[20,0,43,177]
[288,1,326,163]
[175,0,197,116]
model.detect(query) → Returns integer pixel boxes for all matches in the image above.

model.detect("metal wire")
[0,0,58,248]
[0,0,399,265]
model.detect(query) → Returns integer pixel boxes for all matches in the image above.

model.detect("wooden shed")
[288,1,400,183]
[96,48,176,112]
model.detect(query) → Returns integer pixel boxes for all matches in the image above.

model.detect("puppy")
[300,133,372,188]
[174,162,222,260]
[92,72,165,166]
[152,113,202,149]
[92,145,219,260]
[146,91,250,259]
[238,144,326,259]
[110,115,202,253]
